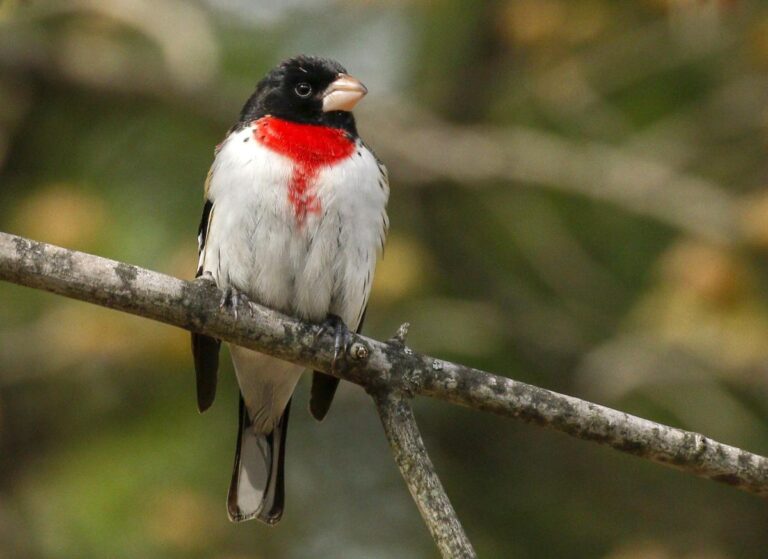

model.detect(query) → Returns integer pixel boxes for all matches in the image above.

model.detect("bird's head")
[239,56,367,135]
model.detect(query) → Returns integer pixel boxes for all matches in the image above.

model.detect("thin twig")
[374,390,476,559]
[1,231,767,500]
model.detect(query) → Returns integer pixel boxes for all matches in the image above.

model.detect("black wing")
[309,307,367,421]
[192,199,221,412]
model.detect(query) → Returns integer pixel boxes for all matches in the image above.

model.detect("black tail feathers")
[227,398,291,525]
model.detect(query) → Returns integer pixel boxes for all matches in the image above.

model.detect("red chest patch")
[253,116,355,225]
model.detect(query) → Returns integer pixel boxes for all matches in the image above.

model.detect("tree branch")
[2,231,768,548]
[374,389,476,558]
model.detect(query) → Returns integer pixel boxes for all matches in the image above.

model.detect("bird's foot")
[219,285,251,320]
[319,314,353,374]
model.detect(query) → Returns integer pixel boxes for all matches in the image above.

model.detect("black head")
[238,56,367,136]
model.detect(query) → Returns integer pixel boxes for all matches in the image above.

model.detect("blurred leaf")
[372,233,433,302]
[10,183,108,251]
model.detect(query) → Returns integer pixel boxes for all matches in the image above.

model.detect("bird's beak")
[322,74,368,112]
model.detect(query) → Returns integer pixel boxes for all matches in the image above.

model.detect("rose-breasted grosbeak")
[192,56,389,525]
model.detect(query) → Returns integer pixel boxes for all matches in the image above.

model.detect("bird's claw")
[219,286,251,320]
[319,314,353,374]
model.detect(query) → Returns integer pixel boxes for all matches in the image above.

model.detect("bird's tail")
[227,397,290,525]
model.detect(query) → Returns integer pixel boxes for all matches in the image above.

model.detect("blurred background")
[1,0,768,557]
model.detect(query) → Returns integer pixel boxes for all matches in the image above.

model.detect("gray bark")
[2,231,768,556]
[374,390,476,558]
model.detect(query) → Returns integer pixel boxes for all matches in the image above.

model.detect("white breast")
[201,124,389,329]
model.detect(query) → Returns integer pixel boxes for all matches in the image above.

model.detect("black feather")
[237,56,358,137]
[309,307,367,421]
[309,373,339,421]
[192,199,220,412]
[228,397,291,524]
[192,334,220,412]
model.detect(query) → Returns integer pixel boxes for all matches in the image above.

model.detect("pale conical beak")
[322,73,368,112]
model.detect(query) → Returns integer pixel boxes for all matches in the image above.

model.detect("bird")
[191,55,389,525]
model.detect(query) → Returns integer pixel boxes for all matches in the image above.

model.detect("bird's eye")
[294,83,313,98]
